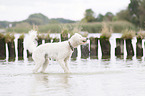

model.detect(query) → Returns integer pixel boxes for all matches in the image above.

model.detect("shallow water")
[1,33,145,96]
[1,58,145,96]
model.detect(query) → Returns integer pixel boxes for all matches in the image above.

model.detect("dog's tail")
[25,30,38,53]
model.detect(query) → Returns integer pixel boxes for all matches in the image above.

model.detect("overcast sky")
[0,0,130,21]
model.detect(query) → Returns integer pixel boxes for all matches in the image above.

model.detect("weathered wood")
[18,39,24,59]
[115,38,124,56]
[71,48,78,59]
[45,38,51,43]
[37,39,42,46]
[90,37,98,58]
[100,38,111,58]
[0,38,6,59]
[125,39,134,56]
[81,43,89,59]
[53,38,59,43]
[27,50,32,57]
[136,38,143,57]
[7,41,16,59]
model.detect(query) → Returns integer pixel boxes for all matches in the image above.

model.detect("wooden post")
[136,38,143,57]
[115,38,124,57]
[100,38,111,59]
[53,38,59,43]
[18,38,24,59]
[27,50,32,57]
[5,33,15,60]
[0,38,6,59]
[81,43,89,59]
[71,48,78,59]
[45,34,51,43]
[90,37,98,59]
[37,34,46,45]
[45,38,51,43]
[7,41,16,59]
[37,38,42,45]
[125,39,134,57]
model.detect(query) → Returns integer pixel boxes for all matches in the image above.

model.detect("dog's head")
[69,33,88,48]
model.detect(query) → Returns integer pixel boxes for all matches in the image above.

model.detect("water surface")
[1,58,145,96]
[1,33,145,96]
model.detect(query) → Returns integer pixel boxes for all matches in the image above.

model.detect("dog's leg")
[64,58,69,71]
[58,59,70,73]
[64,54,72,71]
[41,58,49,73]
[33,58,45,73]
[33,63,42,73]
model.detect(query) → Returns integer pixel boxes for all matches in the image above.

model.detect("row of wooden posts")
[0,34,144,60]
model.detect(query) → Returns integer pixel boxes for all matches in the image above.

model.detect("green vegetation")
[70,24,82,36]
[5,33,15,43]
[137,30,145,39]
[37,33,45,39]
[121,29,136,39]
[44,33,51,39]
[100,23,112,39]
[6,22,32,33]
[82,21,136,33]
[38,24,61,33]
[5,21,136,33]
[50,18,75,23]
[53,37,59,42]
[117,0,145,29]
[62,29,69,34]
[19,33,25,39]
[0,33,5,39]
[81,9,96,22]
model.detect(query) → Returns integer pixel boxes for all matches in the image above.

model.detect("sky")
[0,0,130,21]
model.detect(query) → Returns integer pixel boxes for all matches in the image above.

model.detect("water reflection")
[31,73,70,96]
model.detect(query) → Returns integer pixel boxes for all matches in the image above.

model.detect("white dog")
[25,30,88,73]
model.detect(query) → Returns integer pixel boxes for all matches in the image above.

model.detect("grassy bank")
[6,21,137,33]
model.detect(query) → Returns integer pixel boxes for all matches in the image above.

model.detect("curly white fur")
[25,30,38,53]
[25,31,87,73]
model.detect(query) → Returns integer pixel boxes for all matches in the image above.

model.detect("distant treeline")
[0,13,76,28]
